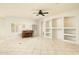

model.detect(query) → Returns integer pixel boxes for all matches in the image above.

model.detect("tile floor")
[0,37,79,55]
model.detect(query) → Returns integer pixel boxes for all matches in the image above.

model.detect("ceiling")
[0,3,79,20]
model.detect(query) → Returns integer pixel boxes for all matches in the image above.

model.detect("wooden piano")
[22,30,33,38]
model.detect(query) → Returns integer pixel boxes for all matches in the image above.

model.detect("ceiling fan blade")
[43,12,48,14]
[33,9,48,16]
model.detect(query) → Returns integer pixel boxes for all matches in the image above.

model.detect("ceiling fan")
[34,10,49,16]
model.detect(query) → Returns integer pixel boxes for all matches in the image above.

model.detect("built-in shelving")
[42,16,78,43]
[64,16,77,42]
[44,17,63,39]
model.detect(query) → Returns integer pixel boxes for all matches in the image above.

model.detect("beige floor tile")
[0,37,79,54]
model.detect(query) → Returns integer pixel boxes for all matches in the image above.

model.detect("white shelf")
[64,27,76,29]
[46,27,57,29]
[46,27,63,30]
[64,34,76,36]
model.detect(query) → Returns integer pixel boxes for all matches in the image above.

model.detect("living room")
[0,3,79,55]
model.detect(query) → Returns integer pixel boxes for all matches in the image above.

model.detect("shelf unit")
[64,17,77,42]
[44,17,64,39]
[41,15,79,44]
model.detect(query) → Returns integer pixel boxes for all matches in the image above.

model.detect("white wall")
[0,16,36,38]
[56,17,64,40]
[36,20,41,37]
